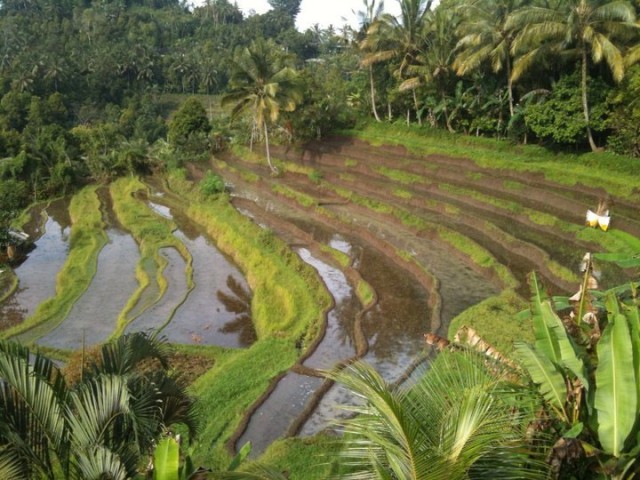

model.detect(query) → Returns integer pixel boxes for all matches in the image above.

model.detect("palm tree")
[400,6,460,130]
[222,39,302,174]
[332,350,551,480]
[508,0,638,151]
[453,0,528,117]
[355,0,386,122]
[362,0,434,121]
[0,332,197,479]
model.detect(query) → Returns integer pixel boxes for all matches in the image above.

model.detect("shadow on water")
[144,198,256,347]
[38,189,140,350]
[297,246,433,440]
[358,247,430,382]
[299,382,365,437]
[236,247,361,457]
[0,199,71,331]
[300,248,359,370]
[287,217,433,379]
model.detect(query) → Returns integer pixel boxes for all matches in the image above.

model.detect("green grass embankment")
[0,268,18,304]
[164,169,331,467]
[260,434,344,479]
[319,244,351,269]
[348,123,640,200]
[189,338,300,468]
[447,289,533,357]
[4,187,108,342]
[167,169,330,342]
[109,176,193,334]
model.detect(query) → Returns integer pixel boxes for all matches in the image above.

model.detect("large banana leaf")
[593,252,640,269]
[626,302,640,404]
[529,274,561,364]
[544,302,588,391]
[153,437,180,480]
[515,342,569,422]
[595,312,637,457]
[528,274,588,390]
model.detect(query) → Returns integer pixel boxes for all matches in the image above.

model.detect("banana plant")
[151,439,286,480]
[515,273,640,478]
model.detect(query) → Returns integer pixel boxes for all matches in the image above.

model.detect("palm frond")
[626,44,640,67]
[593,1,635,23]
[333,350,550,479]
[590,32,625,82]
[0,342,68,477]
[0,449,24,480]
[72,445,129,480]
[67,375,131,448]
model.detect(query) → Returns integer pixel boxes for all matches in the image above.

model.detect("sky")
[229,0,403,32]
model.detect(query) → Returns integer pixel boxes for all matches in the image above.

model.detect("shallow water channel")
[38,190,140,349]
[0,199,71,331]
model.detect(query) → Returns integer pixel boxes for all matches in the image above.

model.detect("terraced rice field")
[1,135,639,462]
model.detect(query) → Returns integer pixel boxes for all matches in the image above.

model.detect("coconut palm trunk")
[412,89,422,126]
[369,65,381,122]
[581,45,599,152]
[506,54,514,118]
[263,119,277,174]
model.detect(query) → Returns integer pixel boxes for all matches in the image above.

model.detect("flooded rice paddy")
[2,187,255,350]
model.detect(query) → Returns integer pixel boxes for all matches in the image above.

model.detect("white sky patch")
[192,0,405,31]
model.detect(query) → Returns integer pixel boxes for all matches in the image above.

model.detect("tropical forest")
[2,0,640,478]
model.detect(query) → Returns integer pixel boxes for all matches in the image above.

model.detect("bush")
[607,65,640,157]
[308,169,323,183]
[168,97,211,152]
[525,72,610,147]
[199,171,225,196]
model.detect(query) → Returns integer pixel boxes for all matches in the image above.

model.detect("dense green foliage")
[332,350,551,479]
[0,332,197,479]
[0,0,636,219]
[168,97,212,156]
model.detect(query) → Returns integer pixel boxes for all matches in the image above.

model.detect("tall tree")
[222,39,302,174]
[267,0,302,20]
[453,0,527,117]
[399,6,460,130]
[362,0,434,120]
[355,0,386,122]
[508,0,638,151]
